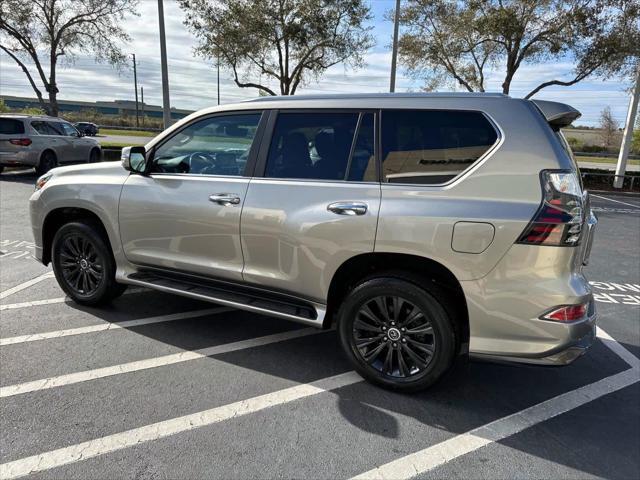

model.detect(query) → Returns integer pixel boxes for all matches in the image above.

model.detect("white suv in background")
[0,114,102,175]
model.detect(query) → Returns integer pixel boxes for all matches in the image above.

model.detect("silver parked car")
[0,114,102,175]
[29,93,597,391]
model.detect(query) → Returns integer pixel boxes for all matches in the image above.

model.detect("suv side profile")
[0,114,101,175]
[29,93,597,391]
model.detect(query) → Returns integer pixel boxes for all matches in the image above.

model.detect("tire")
[337,275,456,392]
[0,165,4,175]
[51,221,126,306]
[88,148,101,163]
[35,150,57,176]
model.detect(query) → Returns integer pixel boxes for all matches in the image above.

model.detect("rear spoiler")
[531,100,581,130]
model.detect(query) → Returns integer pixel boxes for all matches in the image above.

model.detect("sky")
[0,0,634,126]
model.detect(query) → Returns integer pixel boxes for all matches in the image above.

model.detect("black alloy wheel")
[52,221,126,305]
[353,295,436,378]
[338,276,456,392]
[58,234,104,296]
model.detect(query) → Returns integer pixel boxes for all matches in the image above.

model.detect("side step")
[124,271,326,328]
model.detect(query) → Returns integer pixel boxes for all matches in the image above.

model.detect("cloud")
[0,0,633,126]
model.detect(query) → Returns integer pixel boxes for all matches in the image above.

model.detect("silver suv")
[0,114,101,175]
[29,93,597,391]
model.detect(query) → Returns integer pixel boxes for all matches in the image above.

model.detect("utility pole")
[132,54,139,127]
[389,0,401,93]
[614,65,640,189]
[157,0,171,130]
[141,86,145,126]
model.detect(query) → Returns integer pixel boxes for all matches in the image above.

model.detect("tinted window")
[265,112,363,181]
[151,113,261,176]
[381,110,498,185]
[31,121,62,135]
[0,119,25,134]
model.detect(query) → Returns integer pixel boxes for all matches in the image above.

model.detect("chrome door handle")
[327,202,368,216]
[209,193,241,206]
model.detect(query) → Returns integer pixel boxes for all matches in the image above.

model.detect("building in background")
[1,95,192,121]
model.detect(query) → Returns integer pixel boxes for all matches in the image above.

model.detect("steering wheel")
[184,151,216,174]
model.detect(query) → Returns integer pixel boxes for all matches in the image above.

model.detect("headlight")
[35,172,53,191]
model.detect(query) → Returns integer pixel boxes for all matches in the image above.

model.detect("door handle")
[209,193,241,206]
[327,202,368,216]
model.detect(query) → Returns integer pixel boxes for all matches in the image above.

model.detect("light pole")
[131,53,139,127]
[217,54,220,105]
[614,65,640,189]
[157,0,171,130]
[390,0,401,93]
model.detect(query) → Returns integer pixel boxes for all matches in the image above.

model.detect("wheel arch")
[326,252,469,354]
[41,207,113,265]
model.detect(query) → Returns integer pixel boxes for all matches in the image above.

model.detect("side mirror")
[121,146,147,173]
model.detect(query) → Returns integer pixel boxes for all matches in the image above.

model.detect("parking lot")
[0,169,638,479]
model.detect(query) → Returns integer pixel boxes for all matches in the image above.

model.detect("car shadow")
[61,287,637,479]
[0,169,37,185]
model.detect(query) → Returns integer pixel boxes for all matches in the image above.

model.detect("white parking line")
[0,307,231,346]
[0,272,54,300]
[351,367,639,480]
[0,288,146,311]
[591,194,640,208]
[0,371,363,479]
[0,327,320,398]
[350,328,640,480]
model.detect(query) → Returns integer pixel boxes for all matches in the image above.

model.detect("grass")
[100,128,157,137]
[576,155,640,166]
[100,142,141,149]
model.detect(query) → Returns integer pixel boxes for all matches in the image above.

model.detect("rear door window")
[264,111,374,181]
[381,110,498,185]
[0,119,25,134]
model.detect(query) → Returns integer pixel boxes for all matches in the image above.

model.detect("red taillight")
[542,303,588,322]
[9,138,32,146]
[517,170,584,246]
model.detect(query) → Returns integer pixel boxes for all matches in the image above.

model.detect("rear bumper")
[0,150,39,167]
[463,242,597,364]
[471,306,596,366]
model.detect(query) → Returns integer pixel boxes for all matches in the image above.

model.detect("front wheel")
[51,221,126,306]
[88,148,101,163]
[337,276,456,392]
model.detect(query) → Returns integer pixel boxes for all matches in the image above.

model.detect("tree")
[178,0,374,96]
[0,0,138,116]
[396,0,640,97]
[599,106,619,149]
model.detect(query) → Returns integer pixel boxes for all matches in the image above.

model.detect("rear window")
[381,110,498,185]
[0,119,25,135]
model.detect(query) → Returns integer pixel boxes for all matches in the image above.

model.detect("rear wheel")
[51,221,126,306]
[337,276,456,392]
[35,151,57,176]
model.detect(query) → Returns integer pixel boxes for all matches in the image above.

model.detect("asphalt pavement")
[0,170,638,479]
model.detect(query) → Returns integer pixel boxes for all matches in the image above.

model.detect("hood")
[48,160,129,178]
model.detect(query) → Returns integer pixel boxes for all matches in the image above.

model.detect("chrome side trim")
[121,275,326,329]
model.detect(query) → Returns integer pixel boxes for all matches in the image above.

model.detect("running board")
[124,271,326,328]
